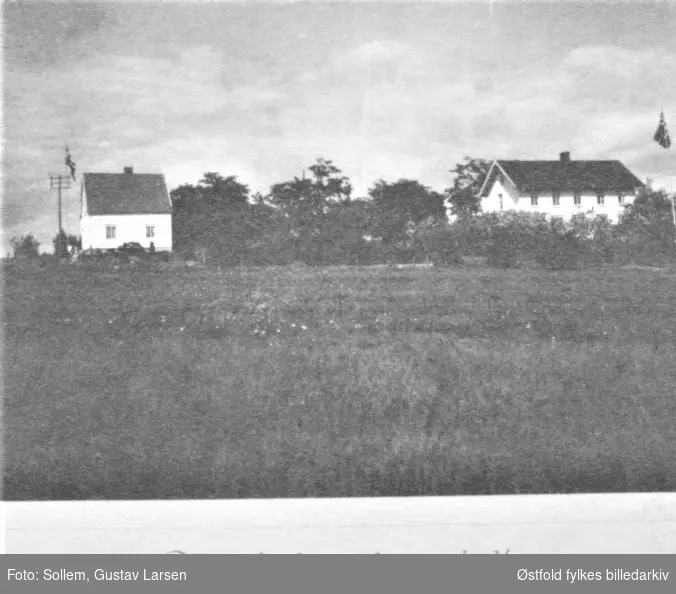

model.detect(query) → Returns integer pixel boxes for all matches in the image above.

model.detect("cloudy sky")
[3,0,676,253]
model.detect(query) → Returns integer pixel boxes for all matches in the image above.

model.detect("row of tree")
[169,157,491,266]
[170,156,676,266]
[9,156,675,266]
[8,156,492,263]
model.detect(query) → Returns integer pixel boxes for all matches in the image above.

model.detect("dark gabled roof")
[493,160,644,195]
[83,173,171,216]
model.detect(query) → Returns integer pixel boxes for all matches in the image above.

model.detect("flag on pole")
[654,111,671,149]
[65,146,77,180]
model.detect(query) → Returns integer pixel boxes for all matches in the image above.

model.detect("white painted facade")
[481,177,635,223]
[81,213,172,252]
[80,175,172,252]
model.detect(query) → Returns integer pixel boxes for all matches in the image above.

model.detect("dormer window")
[552,191,560,206]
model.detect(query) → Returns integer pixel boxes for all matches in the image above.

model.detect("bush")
[487,228,521,268]
[411,219,464,266]
[535,228,583,270]
[11,233,40,261]
[453,211,631,270]
[118,242,146,255]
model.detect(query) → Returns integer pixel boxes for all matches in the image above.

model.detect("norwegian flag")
[65,146,77,180]
[654,111,671,149]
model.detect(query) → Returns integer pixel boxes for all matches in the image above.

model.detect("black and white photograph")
[3,0,676,554]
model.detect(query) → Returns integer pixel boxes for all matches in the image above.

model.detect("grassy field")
[3,261,676,500]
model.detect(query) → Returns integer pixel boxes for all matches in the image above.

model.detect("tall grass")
[4,264,676,499]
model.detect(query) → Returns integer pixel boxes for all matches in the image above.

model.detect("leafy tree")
[238,199,296,266]
[52,229,70,258]
[321,198,379,265]
[171,174,257,263]
[252,191,267,205]
[67,234,82,252]
[267,158,352,264]
[617,184,676,249]
[171,183,203,256]
[445,156,492,217]
[198,172,250,210]
[11,233,40,260]
[620,184,674,226]
[368,179,445,245]
[52,229,82,258]
[268,158,352,216]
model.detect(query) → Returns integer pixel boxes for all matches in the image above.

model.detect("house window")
[530,193,539,207]
[618,193,624,205]
[106,226,116,239]
[498,194,503,210]
[573,192,582,206]
[552,191,560,207]
[597,192,605,205]
[146,225,155,238]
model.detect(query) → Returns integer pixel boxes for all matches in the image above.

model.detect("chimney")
[124,167,133,174]
[559,151,570,163]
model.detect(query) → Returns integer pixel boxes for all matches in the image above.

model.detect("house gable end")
[478,161,520,198]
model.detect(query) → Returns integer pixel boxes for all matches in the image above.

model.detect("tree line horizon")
[9,156,676,265]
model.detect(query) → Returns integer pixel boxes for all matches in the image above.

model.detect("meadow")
[3,261,676,500]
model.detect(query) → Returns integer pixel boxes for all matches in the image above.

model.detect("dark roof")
[83,173,171,216]
[489,160,644,196]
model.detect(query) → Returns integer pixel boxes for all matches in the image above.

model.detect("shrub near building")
[453,211,623,270]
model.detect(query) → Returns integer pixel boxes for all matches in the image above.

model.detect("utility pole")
[49,173,71,257]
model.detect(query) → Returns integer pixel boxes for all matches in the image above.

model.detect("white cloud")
[5,8,676,256]
[563,45,668,77]
[347,40,417,65]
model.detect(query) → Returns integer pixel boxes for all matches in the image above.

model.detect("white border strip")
[5,493,676,554]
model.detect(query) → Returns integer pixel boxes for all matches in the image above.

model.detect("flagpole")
[671,181,676,245]
[667,111,671,241]
[654,109,674,244]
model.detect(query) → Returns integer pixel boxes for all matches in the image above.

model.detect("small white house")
[477,152,645,223]
[80,167,172,252]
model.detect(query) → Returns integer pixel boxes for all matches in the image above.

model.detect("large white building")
[80,167,173,252]
[477,152,645,223]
